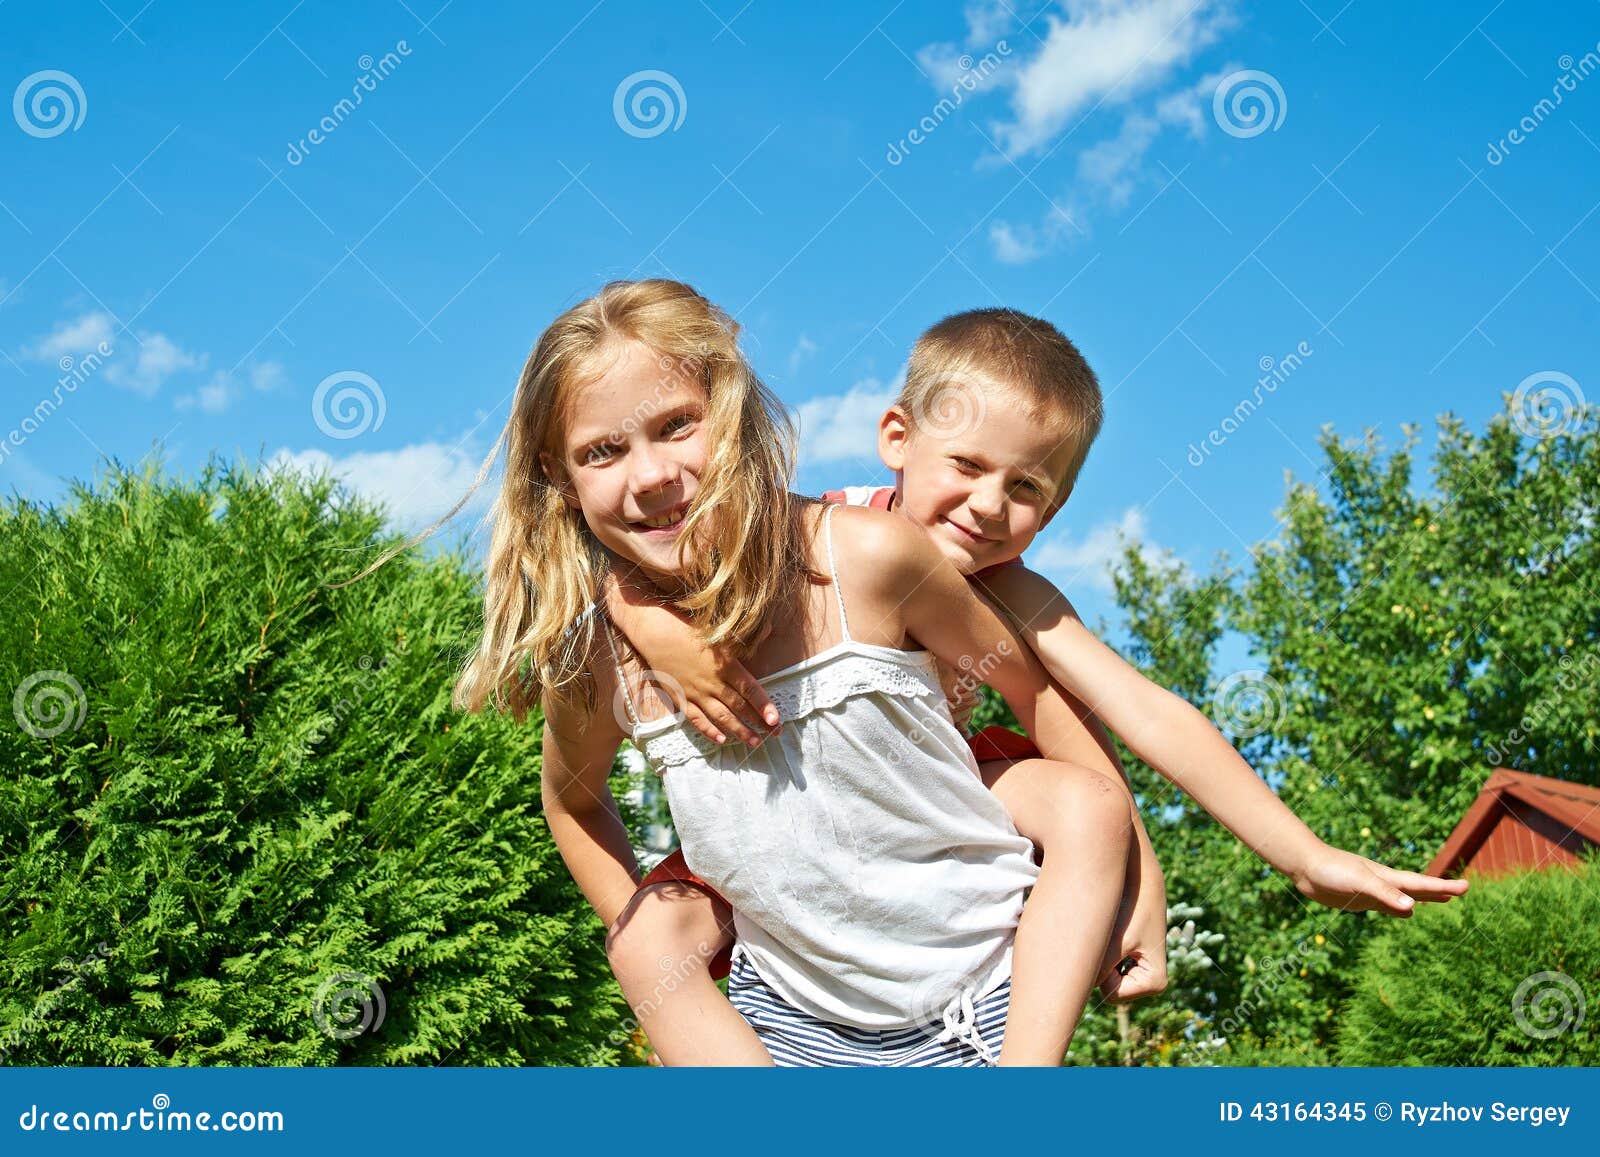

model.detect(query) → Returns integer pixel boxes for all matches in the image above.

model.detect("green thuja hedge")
[1337,862,1600,1066]
[0,459,632,1065]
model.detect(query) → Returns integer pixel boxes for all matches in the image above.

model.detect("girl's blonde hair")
[409,278,812,721]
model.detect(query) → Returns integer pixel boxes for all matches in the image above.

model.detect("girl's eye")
[663,413,698,437]
[583,442,617,465]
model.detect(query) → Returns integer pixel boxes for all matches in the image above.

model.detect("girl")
[452,278,1140,1064]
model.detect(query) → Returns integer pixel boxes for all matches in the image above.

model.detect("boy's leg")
[976,757,1132,1065]
[981,752,1170,1000]
[607,879,773,1066]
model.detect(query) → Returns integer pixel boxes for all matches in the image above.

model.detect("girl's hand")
[1292,844,1469,916]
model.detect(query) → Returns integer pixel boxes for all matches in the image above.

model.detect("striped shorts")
[727,954,1011,1067]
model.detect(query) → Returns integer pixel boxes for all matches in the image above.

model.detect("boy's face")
[878,379,1080,575]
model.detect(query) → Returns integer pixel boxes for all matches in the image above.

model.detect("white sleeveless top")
[607,502,1039,1058]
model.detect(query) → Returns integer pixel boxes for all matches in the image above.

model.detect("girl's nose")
[629,443,677,495]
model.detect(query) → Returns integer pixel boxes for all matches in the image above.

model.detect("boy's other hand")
[1293,844,1469,917]
[1097,947,1168,1004]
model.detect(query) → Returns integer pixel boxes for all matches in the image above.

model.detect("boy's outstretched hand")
[1292,844,1469,916]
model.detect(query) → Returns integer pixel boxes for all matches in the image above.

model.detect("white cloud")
[25,311,116,361]
[25,310,209,396]
[795,378,899,466]
[787,334,819,376]
[105,331,205,396]
[1028,506,1160,592]
[269,437,495,530]
[176,360,287,413]
[993,0,1231,158]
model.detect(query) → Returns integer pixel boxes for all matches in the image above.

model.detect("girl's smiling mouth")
[633,502,689,534]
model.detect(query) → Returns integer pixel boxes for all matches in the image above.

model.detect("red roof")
[1428,769,1600,877]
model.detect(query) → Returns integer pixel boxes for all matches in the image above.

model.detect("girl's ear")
[538,451,581,511]
[878,405,911,471]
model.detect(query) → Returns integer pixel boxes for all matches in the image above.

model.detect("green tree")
[1059,398,1597,1060]
[0,459,632,1065]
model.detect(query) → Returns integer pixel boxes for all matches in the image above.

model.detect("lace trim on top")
[630,642,943,770]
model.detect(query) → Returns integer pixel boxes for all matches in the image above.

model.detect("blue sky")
[3,0,1598,633]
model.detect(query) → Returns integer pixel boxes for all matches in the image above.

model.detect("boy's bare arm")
[978,564,1469,914]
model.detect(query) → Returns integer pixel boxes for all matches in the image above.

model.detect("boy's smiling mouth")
[941,516,996,545]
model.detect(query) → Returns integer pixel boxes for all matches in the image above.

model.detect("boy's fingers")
[684,707,726,746]
[1387,868,1469,901]
[732,669,780,730]
[706,701,761,748]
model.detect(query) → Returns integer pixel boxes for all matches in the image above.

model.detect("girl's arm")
[976,564,1469,913]
[540,661,642,929]
[600,566,778,748]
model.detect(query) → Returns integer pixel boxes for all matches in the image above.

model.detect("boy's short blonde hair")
[898,308,1103,496]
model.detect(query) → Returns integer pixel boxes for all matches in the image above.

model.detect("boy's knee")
[1046,764,1135,847]
[606,881,725,980]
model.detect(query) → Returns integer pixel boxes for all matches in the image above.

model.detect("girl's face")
[542,339,710,584]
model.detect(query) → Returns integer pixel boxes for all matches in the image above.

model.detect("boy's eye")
[1016,479,1045,498]
[952,457,980,473]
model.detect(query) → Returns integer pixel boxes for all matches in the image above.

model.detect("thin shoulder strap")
[596,606,640,728]
[822,502,853,644]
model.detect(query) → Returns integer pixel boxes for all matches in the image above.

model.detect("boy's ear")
[1039,481,1074,530]
[538,451,581,510]
[878,405,912,471]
